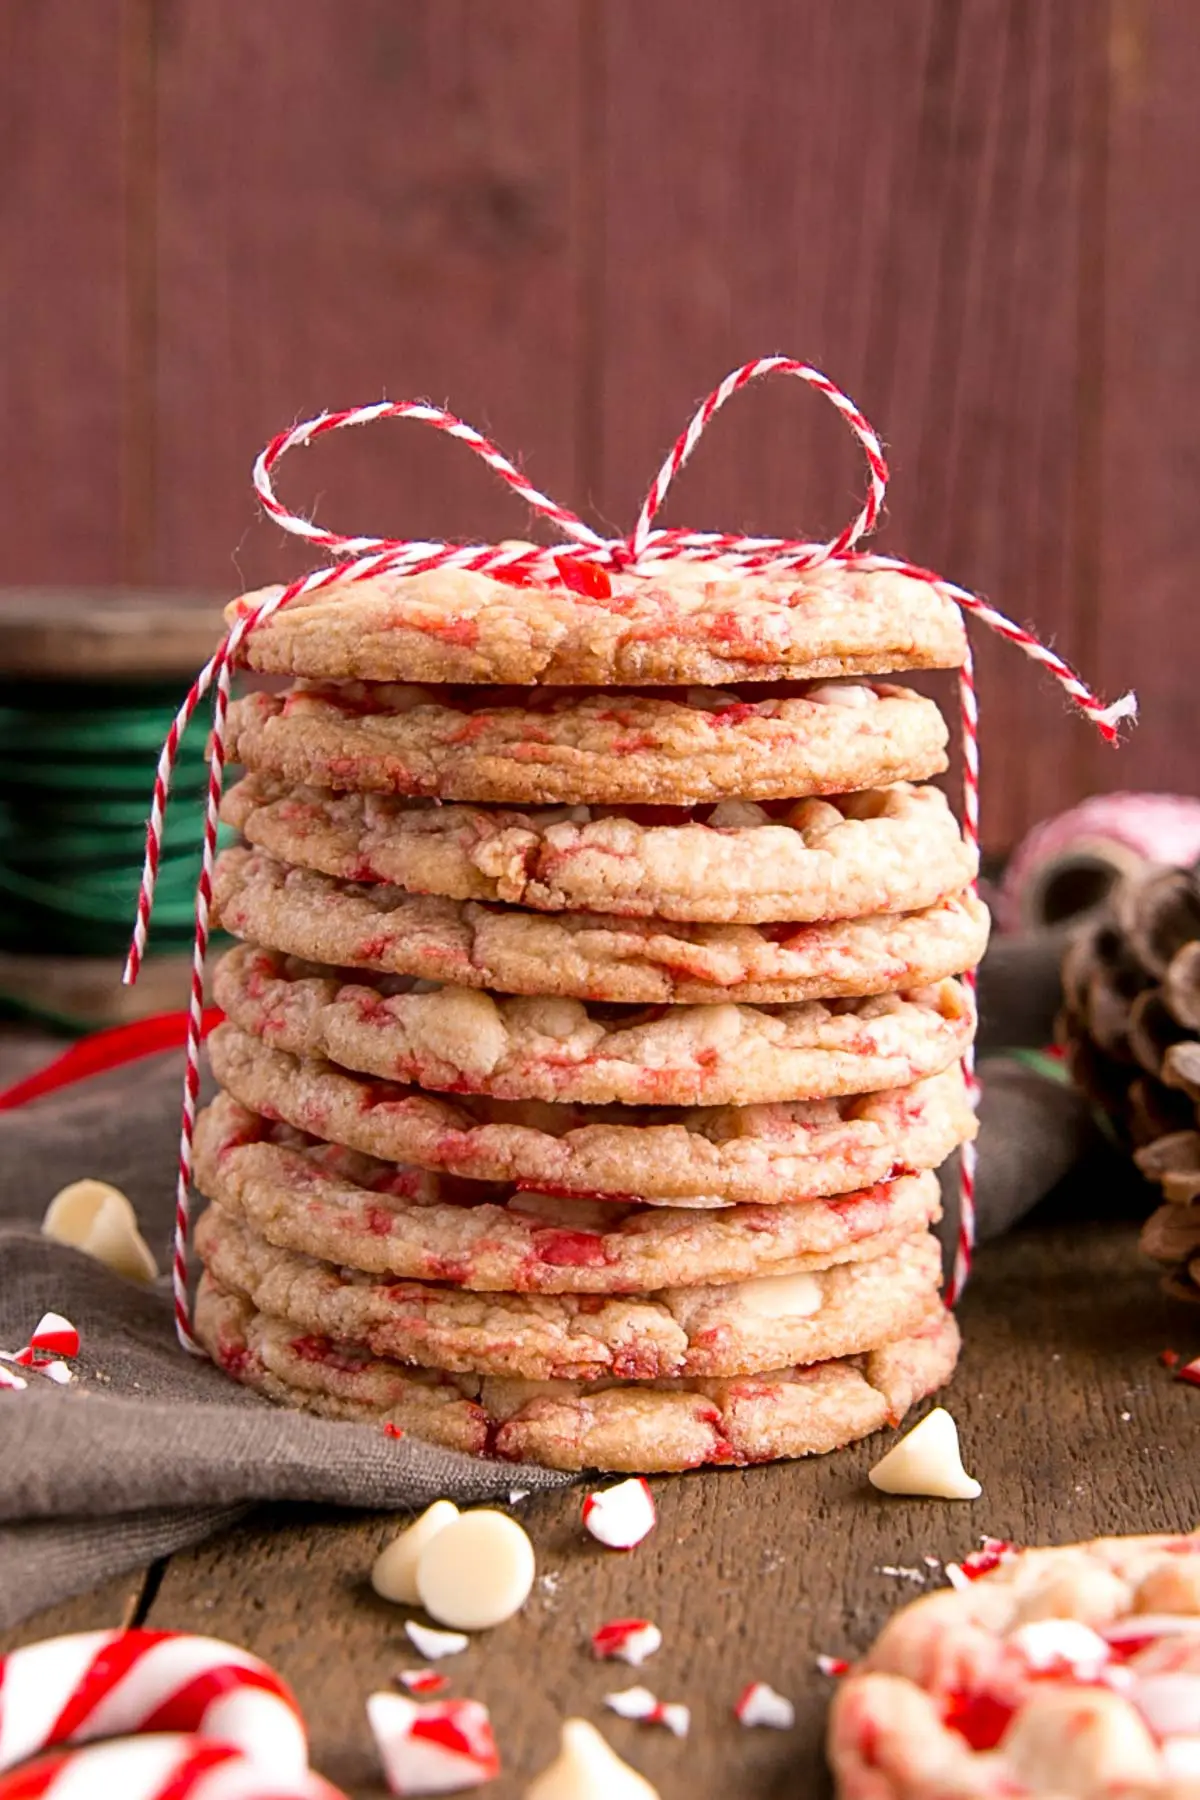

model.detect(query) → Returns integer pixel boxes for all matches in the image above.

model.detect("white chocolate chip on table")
[42,1178,158,1283]
[525,1718,660,1800]
[868,1406,982,1499]
[372,1501,461,1606]
[416,1509,537,1631]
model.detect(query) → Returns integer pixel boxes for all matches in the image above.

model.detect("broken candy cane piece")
[373,1501,460,1606]
[604,1687,689,1738]
[816,1655,850,1678]
[40,1359,73,1385]
[525,1718,660,1800]
[0,1366,26,1392]
[868,1407,982,1499]
[734,1682,795,1729]
[959,1537,1017,1580]
[582,1479,656,1549]
[14,1311,80,1366]
[42,1178,158,1283]
[416,1509,535,1631]
[1009,1619,1111,1679]
[405,1622,469,1661]
[368,1692,499,1796]
[399,1670,450,1696]
[0,1735,347,1800]
[0,1629,308,1778]
[1177,1357,1200,1389]
[591,1620,662,1667]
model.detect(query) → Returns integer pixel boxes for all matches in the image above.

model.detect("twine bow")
[125,358,1136,1353]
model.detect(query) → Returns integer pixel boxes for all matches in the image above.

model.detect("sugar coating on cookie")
[226,557,967,690]
[208,1023,976,1207]
[194,1274,962,1471]
[828,1529,1200,1800]
[194,1203,945,1380]
[224,680,950,807]
[221,776,978,926]
[212,943,975,1108]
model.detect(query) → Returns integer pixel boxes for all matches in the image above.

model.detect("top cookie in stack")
[196,556,986,1473]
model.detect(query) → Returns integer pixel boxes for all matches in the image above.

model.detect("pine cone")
[1057,862,1200,1301]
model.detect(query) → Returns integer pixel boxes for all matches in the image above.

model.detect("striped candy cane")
[0,1631,306,1779]
[123,358,1135,1347]
[0,1737,346,1800]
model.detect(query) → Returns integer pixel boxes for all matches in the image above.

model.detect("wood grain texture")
[0,1572,148,1661]
[0,1,128,584]
[595,0,1107,852]
[151,0,586,591]
[140,1220,1200,1799]
[1088,1,1200,803]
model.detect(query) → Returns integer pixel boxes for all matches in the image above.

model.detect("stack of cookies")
[194,555,987,1472]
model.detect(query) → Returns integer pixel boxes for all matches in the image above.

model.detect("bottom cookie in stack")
[189,1090,961,1470]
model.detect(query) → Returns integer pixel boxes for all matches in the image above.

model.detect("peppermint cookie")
[829,1529,1200,1800]
[222,777,979,925]
[212,848,989,1006]
[195,1206,943,1379]
[213,944,975,1106]
[197,1276,962,1471]
[226,557,967,689]
[194,1093,943,1292]
[224,681,950,806]
[209,1025,976,1206]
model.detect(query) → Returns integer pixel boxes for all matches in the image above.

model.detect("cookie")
[197,1275,962,1471]
[829,1529,1200,1800]
[226,557,967,689]
[222,777,979,925]
[213,944,976,1107]
[212,848,989,1007]
[209,1024,976,1207]
[195,1205,944,1379]
[224,681,950,806]
[194,1092,943,1292]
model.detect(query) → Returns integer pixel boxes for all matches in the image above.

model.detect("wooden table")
[3,1217,1198,1799]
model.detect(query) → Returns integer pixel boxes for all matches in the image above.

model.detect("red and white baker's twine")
[123,357,1135,1350]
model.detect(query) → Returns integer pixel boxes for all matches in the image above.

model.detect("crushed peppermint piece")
[40,1359,73,1385]
[959,1538,1017,1580]
[734,1681,795,1729]
[944,1563,970,1591]
[383,1422,405,1439]
[1009,1618,1111,1677]
[398,1669,450,1696]
[15,1311,80,1364]
[1161,1349,1181,1369]
[923,1555,942,1569]
[405,1620,469,1660]
[583,1478,656,1550]
[509,1489,530,1503]
[817,1655,850,1678]
[368,1691,499,1794]
[1177,1357,1200,1389]
[604,1686,689,1738]
[879,1564,925,1583]
[0,1365,27,1392]
[591,1619,663,1667]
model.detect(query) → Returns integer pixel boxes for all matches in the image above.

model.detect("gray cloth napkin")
[0,933,1111,1628]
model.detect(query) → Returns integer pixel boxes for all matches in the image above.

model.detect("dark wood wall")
[2,0,1197,849]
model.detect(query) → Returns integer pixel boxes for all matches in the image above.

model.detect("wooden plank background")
[1,0,1197,850]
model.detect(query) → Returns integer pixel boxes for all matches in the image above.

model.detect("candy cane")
[124,358,1135,1345]
[0,1632,306,1780]
[0,1736,346,1800]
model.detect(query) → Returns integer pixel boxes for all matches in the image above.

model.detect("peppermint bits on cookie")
[583,1480,656,1550]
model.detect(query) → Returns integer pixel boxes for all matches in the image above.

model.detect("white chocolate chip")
[805,682,877,708]
[525,1718,659,1800]
[868,1408,982,1499]
[415,1509,535,1631]
[404,1620,469,1661]
[731,1271,822,1319]
[582,1479,657,1550]
[42,1179,158,1283]
[372,1500,460,1605]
